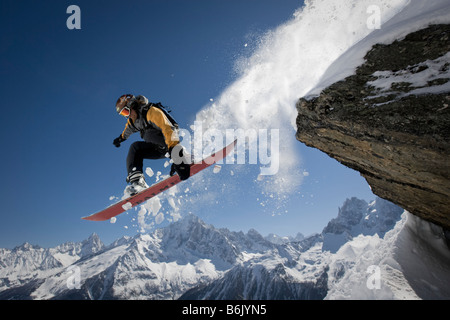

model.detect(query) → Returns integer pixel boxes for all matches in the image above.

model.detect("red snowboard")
[82,140,237,221]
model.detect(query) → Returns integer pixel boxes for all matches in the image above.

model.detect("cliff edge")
[296,24,450,231]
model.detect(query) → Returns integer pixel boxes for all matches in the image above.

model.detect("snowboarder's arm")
[113,120,135,148]
[146,107,179,149]
[121,119,138,140]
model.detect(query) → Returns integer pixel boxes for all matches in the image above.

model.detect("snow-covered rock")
[326,213,450,299]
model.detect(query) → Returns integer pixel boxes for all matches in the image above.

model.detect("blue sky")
[0,0,376,248]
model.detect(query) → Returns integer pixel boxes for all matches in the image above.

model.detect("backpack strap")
[149,102,179,129]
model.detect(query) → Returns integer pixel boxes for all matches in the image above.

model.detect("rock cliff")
[296,24,450,231]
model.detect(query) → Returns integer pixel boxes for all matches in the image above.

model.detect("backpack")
[148,102,179,129]
[138,102,179,139]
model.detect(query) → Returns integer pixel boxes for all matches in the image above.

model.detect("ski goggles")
[119,106,131,118]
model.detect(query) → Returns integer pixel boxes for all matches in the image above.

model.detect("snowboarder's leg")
[125,141,167,195]
[126,141,167,174]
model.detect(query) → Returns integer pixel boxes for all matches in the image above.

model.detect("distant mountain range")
[5,197,436,300]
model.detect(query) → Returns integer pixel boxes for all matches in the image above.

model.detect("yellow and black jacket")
[120,96,179,149]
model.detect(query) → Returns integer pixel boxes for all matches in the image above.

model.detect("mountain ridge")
[3,197,448,300]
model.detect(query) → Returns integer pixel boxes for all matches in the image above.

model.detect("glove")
[169,144,191,180]
[170,163,190,180]
[113,135,125,148]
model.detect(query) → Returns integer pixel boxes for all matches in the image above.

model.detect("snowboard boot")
[125,170,149,196]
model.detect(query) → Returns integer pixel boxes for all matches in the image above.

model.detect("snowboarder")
[113,94,190,195]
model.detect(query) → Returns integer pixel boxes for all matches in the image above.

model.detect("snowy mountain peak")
[158,214,242,267]
[12,242,42,252]
[323,197,368,234]
[1,196,449,299]
[80,233,104,258]
[322,197,403,253]
[265,233,305,245]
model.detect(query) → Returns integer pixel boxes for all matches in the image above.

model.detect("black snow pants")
[126,141,167,174]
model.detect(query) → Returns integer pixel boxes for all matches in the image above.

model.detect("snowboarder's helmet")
[115,94,135,114]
